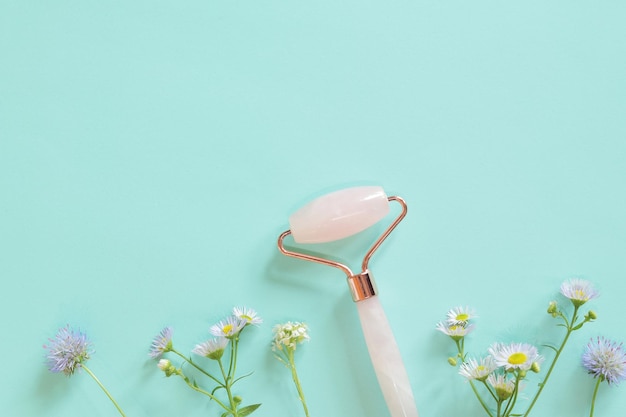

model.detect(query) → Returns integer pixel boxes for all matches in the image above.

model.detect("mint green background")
[2,2,625,416]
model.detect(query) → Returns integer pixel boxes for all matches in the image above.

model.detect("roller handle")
[356,296,419,417]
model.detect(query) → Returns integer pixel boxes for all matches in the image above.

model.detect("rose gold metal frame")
[277,196,407,301]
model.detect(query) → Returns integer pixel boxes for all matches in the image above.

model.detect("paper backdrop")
[2,2,625,417]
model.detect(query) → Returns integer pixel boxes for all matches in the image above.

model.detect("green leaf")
[211,385,225,396]
[572,322,584,331]
[541,344,558,353]
[238,404,261,416]
[220,412,230,417]
[232,371,255,385]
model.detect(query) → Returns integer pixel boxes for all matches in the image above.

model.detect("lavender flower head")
[44,325,93,376]
[582,336,626,385]
[149,327,173,359]
[192,337,229,360]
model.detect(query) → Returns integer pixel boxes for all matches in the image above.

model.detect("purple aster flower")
[149,327,173,359]
[44,325,93,376]
[582,336,626,385]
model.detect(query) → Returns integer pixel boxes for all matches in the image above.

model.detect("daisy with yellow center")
[560,278,599,307]
[489,342,543,371]
[210,316,246,338]
[487,373,516,400]
[459,356,497,381]
[233,306,263,326]
[436,321,475,341]
[192,337,229,361]
[446,306,477,326]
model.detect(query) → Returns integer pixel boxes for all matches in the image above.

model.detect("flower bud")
[234,396,242,404]
[518,369,527,378]
[585,310,597,321]
[531,362,541,373]
[495,385,513,400]
[157,359,171,371]
[448,357,458,366]
[547,301,558,317]
[157,359,177,377]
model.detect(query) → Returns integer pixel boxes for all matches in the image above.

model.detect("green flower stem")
[469,380,494,417]
[171,348,223,387]
[287,349,310,417]
[454,338,466,362]
[230,337,240,382]
[481,380,499,403]
[178,373,232,413]
[81,365,127,417]
[523,305,580,417]
[503,372,522,417]
[218,357,239,417]
[589,377,603,417]
[455,339,493,417]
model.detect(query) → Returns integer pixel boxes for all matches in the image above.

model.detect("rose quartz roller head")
[277,186,419,417]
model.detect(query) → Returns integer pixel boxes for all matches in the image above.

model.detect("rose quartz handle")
[356,296,419,417]
[289,186,390,244]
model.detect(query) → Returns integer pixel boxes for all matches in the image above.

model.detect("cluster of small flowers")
[272,321,310,352]
[271,321,311,417]
[148,307,264,417]
[149,306,263,364]
[463,342,543,400]
[437,307,543,401]
[436,278,625,417]
[44,306,314,417]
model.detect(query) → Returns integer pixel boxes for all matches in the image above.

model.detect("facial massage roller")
[277,186,418,417]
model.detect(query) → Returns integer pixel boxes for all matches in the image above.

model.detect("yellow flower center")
[456,313,469,321]
[241,314,253,322]
[476,365,486,372]
[574,289,587,300]
[508,352,527,365]
[222,324,233,334]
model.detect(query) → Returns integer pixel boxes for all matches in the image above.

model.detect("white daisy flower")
[233,306,263,326]
[192,337,229,360]
[459,356,497,381]
[487,373,516,400]
[210,316,247,338]
[560,279,599,307]
[446,306,477,326]
[489,342,543,371]
[436,322,475,341]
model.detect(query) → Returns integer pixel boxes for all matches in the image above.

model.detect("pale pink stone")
[289,186,390,243]
[357,296,419,417]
